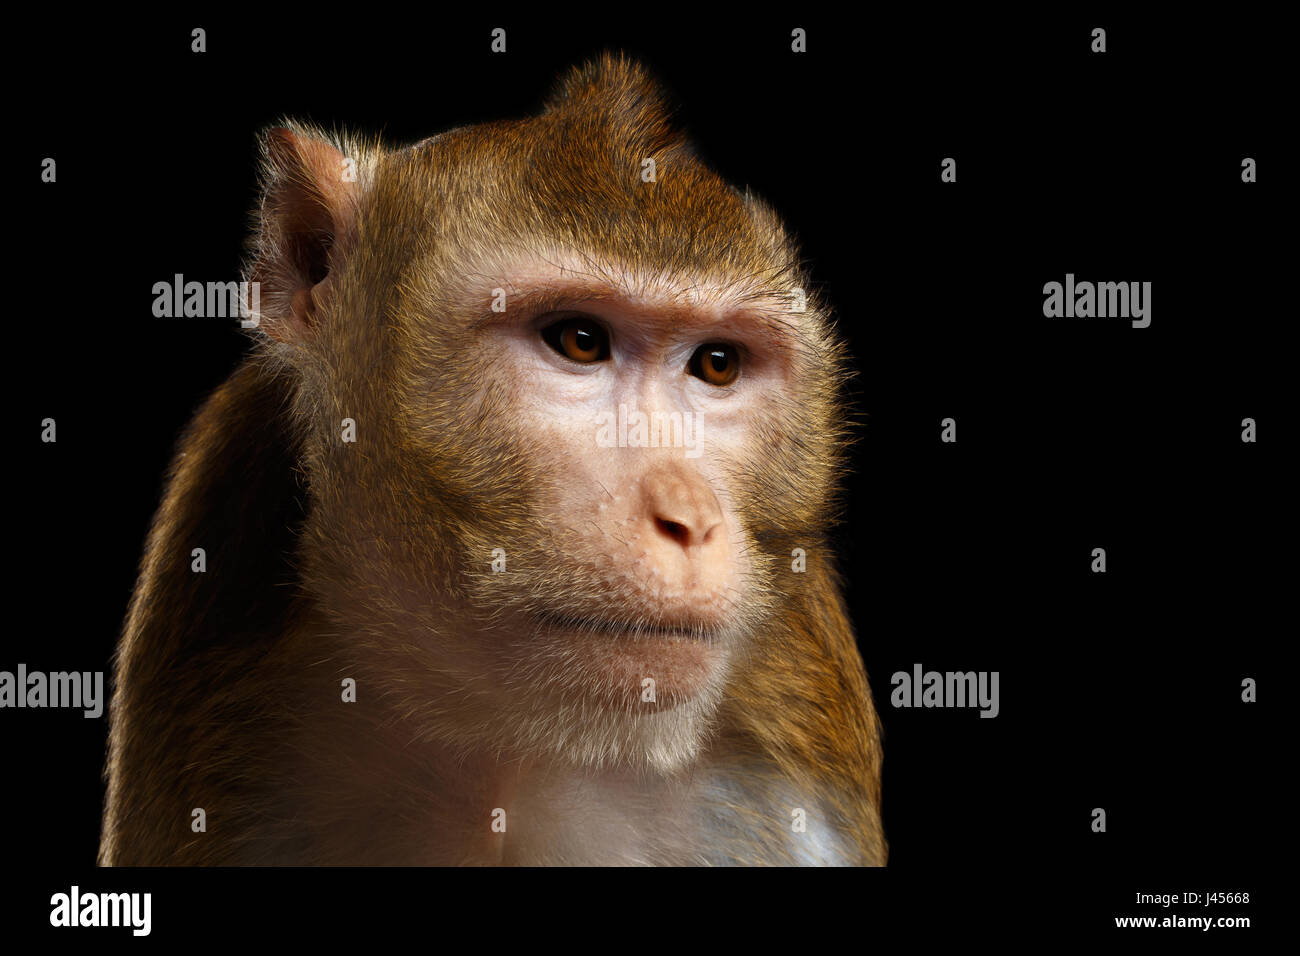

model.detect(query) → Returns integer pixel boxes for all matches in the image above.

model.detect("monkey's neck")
[280,699,701,864]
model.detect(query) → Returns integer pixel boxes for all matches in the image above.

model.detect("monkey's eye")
[688,344,740,387]
[541,316,611,363]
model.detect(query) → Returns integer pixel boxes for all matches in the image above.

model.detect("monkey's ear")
[249,126,360,343]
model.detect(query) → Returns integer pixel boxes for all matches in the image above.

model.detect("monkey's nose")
[643,467,724,552]
[654,515,716,549]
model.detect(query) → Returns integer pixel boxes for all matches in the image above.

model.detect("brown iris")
[689,344,740,386]
[542,316,610,363]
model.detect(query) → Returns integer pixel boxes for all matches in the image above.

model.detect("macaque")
[99,53,885,865]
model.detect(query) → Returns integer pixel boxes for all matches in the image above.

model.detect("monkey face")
[311,252,807,772]
[328,239,842,773]
[481,259,793,702]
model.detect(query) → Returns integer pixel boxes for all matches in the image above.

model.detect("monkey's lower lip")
[534,612,721,640]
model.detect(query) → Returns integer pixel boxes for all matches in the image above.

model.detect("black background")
[9,9,1279,942]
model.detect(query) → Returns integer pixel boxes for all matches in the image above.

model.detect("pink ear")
[249,126,360,343]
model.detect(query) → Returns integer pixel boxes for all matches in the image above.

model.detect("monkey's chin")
[481,612,737,773]
[531,613,732,705]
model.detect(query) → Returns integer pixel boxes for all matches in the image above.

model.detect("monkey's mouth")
[533,611,724,641]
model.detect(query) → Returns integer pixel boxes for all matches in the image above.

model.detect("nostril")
[655,516,691,548]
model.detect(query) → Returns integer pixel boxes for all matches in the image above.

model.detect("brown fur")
[99,53,885,866]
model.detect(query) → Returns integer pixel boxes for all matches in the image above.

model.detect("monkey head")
[246,53,850,774]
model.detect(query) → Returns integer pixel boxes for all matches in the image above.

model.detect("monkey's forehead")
[368,115,801,288]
